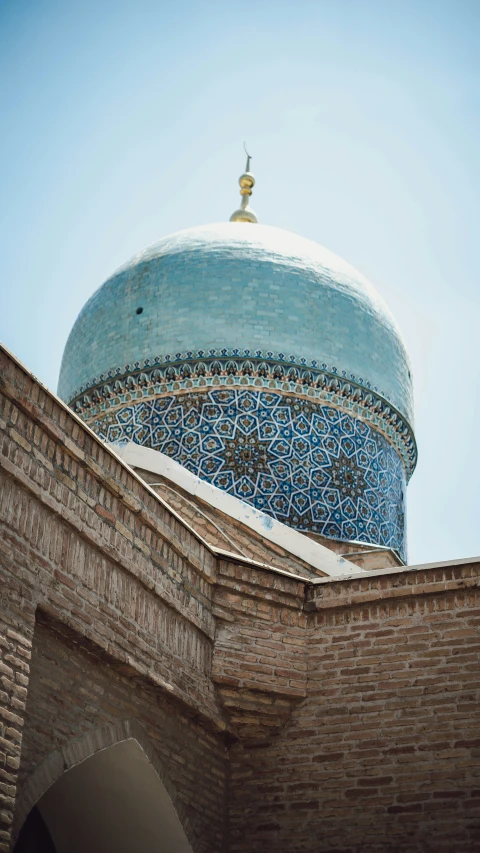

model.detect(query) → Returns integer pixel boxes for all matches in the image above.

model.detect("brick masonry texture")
[17,616,226,852]
[229,567,480,852]
[1,344,479,852]
[0,347,226,852]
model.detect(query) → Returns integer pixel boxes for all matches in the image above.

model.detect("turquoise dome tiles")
[91,389,407,560]
[59,220,416,558]
[58,223,414,426]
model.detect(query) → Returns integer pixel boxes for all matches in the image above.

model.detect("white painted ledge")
[111,442,362,578]
[311,553,480,584]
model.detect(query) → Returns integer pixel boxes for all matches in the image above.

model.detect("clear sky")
[1,0,479,565]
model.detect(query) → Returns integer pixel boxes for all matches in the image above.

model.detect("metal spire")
[229,144,258,223]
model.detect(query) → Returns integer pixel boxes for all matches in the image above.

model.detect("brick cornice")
[0,453,217,641]
[0,347,217,564]
[306,561,480,612]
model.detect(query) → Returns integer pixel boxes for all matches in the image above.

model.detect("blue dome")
[58,223,413,425]
[59,222,416,560]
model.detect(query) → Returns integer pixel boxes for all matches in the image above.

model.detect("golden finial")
[229,143,258,224]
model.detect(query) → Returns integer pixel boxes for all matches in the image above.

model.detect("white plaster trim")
[112,441,362,578]
[310,554,480,584]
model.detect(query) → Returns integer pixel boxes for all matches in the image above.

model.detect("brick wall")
[17,615,226,852]
[0,348,222,712]
[0,588,34,853]
[212,558,307,740]
[1,344,480,853]
[0,347,229,851]
[228,563,480,852]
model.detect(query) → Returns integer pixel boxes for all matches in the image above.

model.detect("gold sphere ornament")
[230,147,258,224]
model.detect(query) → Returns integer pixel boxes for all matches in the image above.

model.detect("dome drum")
[69,349,416,478]
[90,387,408,560]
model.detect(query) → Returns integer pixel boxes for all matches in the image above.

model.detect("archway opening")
[15,739,193,853]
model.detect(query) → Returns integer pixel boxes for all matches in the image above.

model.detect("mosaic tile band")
[70,351,417,479]
[91,388,407,560]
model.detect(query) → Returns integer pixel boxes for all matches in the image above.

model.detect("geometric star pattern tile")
[93,389,407,560]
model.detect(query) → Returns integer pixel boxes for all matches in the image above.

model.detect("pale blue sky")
[1,0,479,564]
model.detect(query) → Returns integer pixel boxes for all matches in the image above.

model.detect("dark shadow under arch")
[14,719,195,853]
[14,806,56,853]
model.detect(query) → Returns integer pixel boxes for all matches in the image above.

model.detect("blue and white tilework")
[70,351,417,478]
[93,389,407,560]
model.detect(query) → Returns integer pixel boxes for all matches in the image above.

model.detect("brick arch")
[13,718,195,849]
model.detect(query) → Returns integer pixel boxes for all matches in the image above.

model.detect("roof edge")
[112,441,363,578]
[0,342,358,580]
